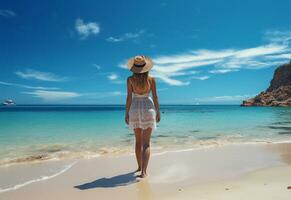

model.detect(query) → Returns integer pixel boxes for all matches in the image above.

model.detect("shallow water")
[0,105,290,165]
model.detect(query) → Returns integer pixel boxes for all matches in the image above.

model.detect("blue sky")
[1,0,291,104]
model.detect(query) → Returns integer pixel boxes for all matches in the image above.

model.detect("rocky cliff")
[241,62,291,106]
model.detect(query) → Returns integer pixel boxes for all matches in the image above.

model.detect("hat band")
[133,63,146,68]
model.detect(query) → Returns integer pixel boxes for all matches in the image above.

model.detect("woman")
[125,55,160,178]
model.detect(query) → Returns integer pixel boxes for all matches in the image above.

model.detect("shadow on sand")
[74,171,138,190]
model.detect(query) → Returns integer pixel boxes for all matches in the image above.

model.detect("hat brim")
[127,56,153,73]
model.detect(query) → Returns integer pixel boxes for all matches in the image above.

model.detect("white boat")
[2,99,16,106]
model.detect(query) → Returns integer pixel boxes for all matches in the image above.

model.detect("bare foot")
[135,167,141,172]
[139,171,147,178]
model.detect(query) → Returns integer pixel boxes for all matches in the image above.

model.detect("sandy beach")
[0,142,290,200]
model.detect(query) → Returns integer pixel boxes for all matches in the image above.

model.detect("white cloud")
[0,10,16,17]
[118,30,291,86]
[22,89,125,102]
[150,71,189,86]
[107,73,118,81]
[242,60,284,69]
[0,81,59,90]
[23,90,81,101]
[209,69,239,74]
[217,59,285,70]
[154,49,235,65]
[190,76,210,80]
[151,37,290,85]
[265,53,291,60]
[162,70,199,77]
[16,69,67,82]
[118,62,128,69]
[106,30,145,43]
[106,73,123,84]
[153,44,288,73]
[264,30,291,43]
[110,91,122,96]
[233,44,287,58]
[194,95,254,103]
[154,59,222,74]
[75,18,100,39]
[106,37,123,43]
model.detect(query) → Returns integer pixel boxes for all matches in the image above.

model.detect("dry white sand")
[162,165,291,200]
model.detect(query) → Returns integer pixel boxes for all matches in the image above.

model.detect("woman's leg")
[134,128,143,171]
[141,128,152,177]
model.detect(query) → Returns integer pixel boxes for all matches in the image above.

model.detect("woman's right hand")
[125,113,129,125]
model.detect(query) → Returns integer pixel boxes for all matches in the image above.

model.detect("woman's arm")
[125,77,133,124]
[151,77,161,122]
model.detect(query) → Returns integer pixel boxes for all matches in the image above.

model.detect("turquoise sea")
[0,105,290,166]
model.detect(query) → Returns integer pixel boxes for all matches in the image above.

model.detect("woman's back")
[129,76,153,95]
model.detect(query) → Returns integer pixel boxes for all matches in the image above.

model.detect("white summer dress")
[128,92,157,131]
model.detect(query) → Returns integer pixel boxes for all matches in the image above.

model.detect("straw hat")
[127,55,153,73]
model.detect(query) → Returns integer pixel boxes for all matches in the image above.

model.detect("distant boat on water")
[2,99,16,106]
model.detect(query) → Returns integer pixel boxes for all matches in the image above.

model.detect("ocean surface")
[0,105,291,166]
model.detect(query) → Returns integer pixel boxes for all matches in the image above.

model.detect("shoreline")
[0,142,290,199]
[1,138,291,167]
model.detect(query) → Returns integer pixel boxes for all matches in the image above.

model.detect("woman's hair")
[132,72,150,91]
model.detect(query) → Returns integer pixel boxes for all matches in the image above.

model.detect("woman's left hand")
[125,113,129,125]
[156,111,161,123]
